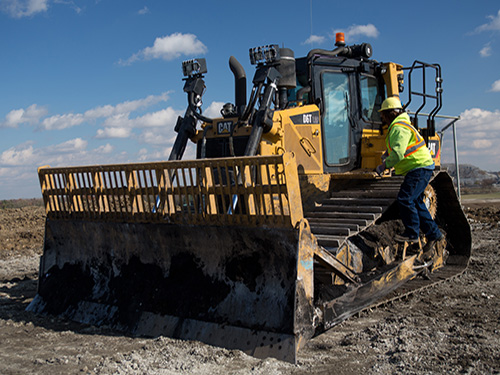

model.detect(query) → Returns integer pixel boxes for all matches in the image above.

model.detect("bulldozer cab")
[293,53,385,173]
[290,48,443,175]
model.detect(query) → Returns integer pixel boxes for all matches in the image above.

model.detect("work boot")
[395,233,419,243]
[422,239,437,261]
[422,232,444,261]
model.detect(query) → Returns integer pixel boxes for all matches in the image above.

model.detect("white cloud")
[139,131,175,146]
[41,113,85,130]
[83,105,116,119]
[340,24,379,41]
[133,107,180,128]
[1,0,48,18]
[120,33,208,65]
[52,137,88,152]
[96,107,181,139]
[137,145,195,163]
[94,143,114,154]
[0,138,90,168]
[459,108,500,130]
[136,101,223,158]
[37,92,170,130]
[0,138,131,198]
[474,9,500,33]
[0,97,216,198]
[203,101,225,119]
[303,35,326,45]
[490,79,500,92]
[1,0,83,18]
[100,113,134,129]
[480,44,492,57]
[85,92,169,119]
[0,92,177,143]
[0,167,10,177]
[96,127,132,139]
[53,0,82,14]
[1,104,48,128]
[441,108,500,170]
[138,6,149,15]
[0,142,36,166]
[303,24,379,47]
[471,139,493,149]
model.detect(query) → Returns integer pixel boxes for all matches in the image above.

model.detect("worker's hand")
[375,162,386,176]
[381,150,389,162]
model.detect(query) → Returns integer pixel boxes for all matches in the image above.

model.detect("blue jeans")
[397,167,442,240]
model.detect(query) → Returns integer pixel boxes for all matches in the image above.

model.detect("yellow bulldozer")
[28,34,471,363]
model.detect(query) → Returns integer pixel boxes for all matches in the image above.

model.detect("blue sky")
[1,0,499,199]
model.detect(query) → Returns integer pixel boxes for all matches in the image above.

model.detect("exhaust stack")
[229,56,247,116]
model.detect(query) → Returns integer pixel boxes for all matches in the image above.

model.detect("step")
[315,234,345,248]
[305,216,368,227]
[310,226,351,236]
[307,211,378,220]
[313,205,383,213]
[320,197,395,207]
[306,220,359,232]
[330,190,399,199]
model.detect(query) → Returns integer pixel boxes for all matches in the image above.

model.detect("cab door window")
[322,72,350,165]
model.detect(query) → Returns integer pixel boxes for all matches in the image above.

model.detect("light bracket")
[249,45,280,65]
[182,58,207,77]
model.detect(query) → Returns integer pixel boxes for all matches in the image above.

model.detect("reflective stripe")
[387,120,425,158]
[404,139,425,156]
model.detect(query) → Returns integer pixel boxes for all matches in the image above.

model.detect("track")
[303,173,471,330]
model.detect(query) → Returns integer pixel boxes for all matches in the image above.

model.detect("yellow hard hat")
[379,97,402,112]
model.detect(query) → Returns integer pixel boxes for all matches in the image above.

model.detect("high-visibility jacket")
[384,112,434,175]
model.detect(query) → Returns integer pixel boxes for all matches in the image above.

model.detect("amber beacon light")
[335,32,346,47]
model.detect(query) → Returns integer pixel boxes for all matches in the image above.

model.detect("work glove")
[375,162,386,176]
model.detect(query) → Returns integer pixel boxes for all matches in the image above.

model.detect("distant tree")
[481,178,496,187]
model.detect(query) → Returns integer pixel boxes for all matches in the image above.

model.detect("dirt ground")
[0,202,499,375]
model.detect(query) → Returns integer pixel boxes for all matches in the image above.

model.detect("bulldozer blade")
[28,219,315,363]
[28,153,315,363]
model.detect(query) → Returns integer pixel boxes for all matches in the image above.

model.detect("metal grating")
[38,153,303,228]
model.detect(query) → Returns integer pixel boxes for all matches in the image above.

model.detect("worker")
[376,97,443,260]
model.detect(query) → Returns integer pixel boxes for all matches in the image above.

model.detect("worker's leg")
[415,172,442,241]
[397,168,432,239]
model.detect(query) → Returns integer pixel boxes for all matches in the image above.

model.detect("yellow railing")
[38,153,304,228]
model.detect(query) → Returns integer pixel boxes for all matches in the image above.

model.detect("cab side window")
[360,75,383,123]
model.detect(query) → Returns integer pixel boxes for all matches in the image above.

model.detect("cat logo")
[217,121,233,134]
[427,140,440,158]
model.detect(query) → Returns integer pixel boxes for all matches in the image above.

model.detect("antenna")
[310,0,313,39]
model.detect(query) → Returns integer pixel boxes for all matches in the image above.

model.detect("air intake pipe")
[276,48,296,109]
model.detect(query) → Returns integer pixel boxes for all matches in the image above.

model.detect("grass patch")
[461,192,500,200]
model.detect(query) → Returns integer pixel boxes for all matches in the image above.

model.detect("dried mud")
[0,204,499,374]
